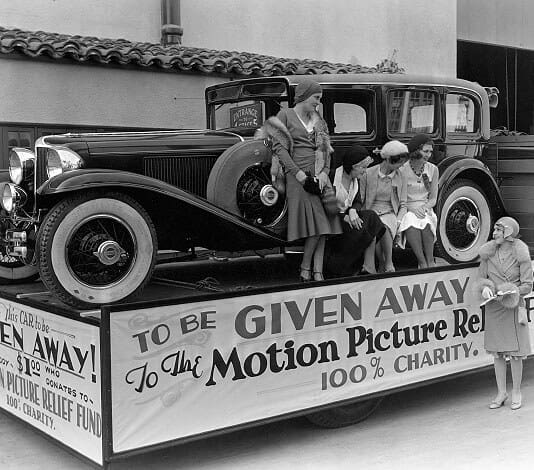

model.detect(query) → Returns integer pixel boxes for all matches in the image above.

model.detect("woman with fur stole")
[475,217,533,410]
[258,79,341,281]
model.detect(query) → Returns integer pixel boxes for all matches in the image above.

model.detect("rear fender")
[37,169,286,251]
[437,158,506,216]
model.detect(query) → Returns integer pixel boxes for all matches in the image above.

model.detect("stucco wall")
[1,0,161,43]
[0,57,223,129]
[458,0,534,49]
[181,0,457,77]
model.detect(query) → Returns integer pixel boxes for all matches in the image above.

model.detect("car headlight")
[1,183,28,213]
[9,148,35,185]
[46,147,83,178]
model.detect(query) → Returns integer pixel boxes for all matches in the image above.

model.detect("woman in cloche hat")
[476,216,533,410]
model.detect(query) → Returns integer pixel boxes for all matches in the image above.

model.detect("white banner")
[110,266,533,452]
[0,300,102,465]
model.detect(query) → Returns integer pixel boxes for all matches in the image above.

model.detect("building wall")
[0,57,222,129]
[181,0,457,77]
[2,0,458,77]
[1,0,161,43]
[458,0,534,49]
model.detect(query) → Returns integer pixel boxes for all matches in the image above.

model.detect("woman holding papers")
[476,217,533,410]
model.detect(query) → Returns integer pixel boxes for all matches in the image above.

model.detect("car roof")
[223,73,487,95]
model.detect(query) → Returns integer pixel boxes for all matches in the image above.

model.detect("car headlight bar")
[46,147,84,179]
[9,148,35,185]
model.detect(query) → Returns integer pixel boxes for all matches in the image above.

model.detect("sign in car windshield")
[230,103,263,128]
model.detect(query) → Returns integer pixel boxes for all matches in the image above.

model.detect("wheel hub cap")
[93,240,127,266]
[259,185,279,207]
[465,215,480,234]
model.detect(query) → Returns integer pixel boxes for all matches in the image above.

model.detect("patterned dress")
[398,161,439,240]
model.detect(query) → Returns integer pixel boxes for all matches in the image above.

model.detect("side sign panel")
[109,267,533,452]
[0,301,102,465]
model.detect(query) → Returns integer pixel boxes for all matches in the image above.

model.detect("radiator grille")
[35,147,49,189]
[144,154,218,198]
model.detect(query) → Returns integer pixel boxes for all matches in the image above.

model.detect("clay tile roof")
[0,26,404,76]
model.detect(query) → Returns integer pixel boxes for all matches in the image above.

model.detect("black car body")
[0,73,505,307]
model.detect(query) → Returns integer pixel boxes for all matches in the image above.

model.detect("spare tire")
[206,140,287,236]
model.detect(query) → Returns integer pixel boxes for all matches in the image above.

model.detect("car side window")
[446,93,477,133]
[387,89,437,134]
[322,90,375,135]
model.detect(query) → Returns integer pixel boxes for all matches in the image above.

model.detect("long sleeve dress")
[324,166,385,277]
[360,165,407,243]
[477,239,533,358]
[272,108,342,242]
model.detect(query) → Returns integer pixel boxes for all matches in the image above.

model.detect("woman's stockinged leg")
[301,236,320,281]
[362,238,377,274]
[381,231,394,272]
[493,357,507,397]
[405,227,426,268]
[510,357,523,407]
[312,236,326,280]
[422,226,436,267]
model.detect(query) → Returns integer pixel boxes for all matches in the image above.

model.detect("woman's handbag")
[321,185,338,216]
[303,172,322,195]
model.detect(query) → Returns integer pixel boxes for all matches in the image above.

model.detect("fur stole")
[477,239,531,308]
[255,111,333,177]
[478,238,530,263]
[255,116,293,154]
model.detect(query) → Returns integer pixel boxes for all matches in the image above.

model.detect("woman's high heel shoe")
[511,392,522,410]
[489,393,508,409]
[313,271,324,281]
[299,267,312,282]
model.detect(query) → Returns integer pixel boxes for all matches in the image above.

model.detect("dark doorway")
[458,40,534,133]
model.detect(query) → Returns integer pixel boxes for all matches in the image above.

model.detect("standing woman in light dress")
[260,79,341,281]
[398,134,439,268]
[476,217,533,410]
[360,140,408,273]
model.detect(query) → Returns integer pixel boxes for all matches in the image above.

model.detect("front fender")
[37,169,287,250]
[38,168,178,195]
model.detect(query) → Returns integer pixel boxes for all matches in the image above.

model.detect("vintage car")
[0,73,506,308]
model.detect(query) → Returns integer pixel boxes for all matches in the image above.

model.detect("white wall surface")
[0,58,224,129]
[181,0,457,77]
[458,0,534,49]
[0,0,161,42]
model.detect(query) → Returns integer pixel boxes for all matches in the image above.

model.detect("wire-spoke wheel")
[39,193,157,308]
[436,179,493,263]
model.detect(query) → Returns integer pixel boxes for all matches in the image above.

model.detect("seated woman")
[325,145,386,278]
[398,134,439,268]
[360,140,408,273]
